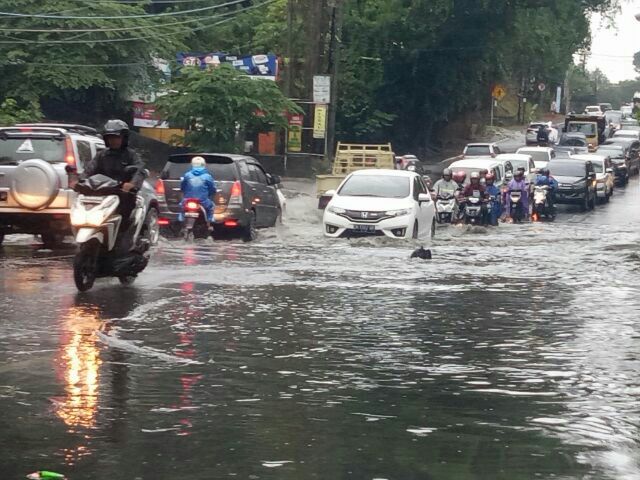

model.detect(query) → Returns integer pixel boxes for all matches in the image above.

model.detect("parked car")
[0,123,107,247]
[449,158,506,184]
[570,154,614,203]
[548,160,597,211]
[600,138,640,175]
[462,143,502,158]
[516,146,556,170]
[323,169,436,240]
[156,153,282,241]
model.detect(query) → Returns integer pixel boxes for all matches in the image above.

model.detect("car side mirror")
[268,174,282,185]
[324,189,336,198]
[418,193,431,204]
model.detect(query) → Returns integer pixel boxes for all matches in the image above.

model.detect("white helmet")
[191,156,206,168]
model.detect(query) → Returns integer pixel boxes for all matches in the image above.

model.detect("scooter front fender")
[75,227,105,246]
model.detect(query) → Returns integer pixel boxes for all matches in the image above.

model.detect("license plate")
[185,212,199,218]
[353,224,376,232]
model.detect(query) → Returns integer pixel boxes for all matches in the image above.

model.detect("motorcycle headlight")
[327,206,346,215]
[385,209,410,217]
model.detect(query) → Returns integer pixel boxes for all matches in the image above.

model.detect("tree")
[156,65,301,152]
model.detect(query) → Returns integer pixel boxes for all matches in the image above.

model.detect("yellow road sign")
[492,84,506,100]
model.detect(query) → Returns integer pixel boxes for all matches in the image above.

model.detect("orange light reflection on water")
[53,305,102,431]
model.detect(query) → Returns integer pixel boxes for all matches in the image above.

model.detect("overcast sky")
[587,0,640,83]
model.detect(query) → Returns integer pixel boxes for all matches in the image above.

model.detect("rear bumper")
[0,211,71,234]
[556,188,590,204]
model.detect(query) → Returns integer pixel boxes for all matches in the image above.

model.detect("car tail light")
[158,218,170,226]
[224,219,238,227]
[185,200,199,210]
[155,179,165,196]
[64,137,77,169]
[229,181,242,205]
[19,127,32,132]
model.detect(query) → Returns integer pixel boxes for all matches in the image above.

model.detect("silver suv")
[0,123,105,247]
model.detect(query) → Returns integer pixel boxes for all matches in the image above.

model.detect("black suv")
[156,153,282,241]
[549,160,597,211]
[600,138,640,177]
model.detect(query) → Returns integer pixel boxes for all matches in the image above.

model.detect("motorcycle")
[71,172,151,292]
[182,198,211,241]
[509,189,525,223]
[436,192,457,224]
[464,191,486,226]
[532,185,555,221]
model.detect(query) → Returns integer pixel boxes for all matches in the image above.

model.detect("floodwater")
[2,179,640,480]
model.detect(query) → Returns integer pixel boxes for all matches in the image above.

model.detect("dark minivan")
[549,160,597,211]
[156,153,281,240]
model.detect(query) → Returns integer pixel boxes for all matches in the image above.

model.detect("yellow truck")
[316,142,396,209]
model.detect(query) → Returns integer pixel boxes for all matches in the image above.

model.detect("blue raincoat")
[179,166,216,222]
[485,183,501,225]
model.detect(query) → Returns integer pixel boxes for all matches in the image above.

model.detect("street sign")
[538,82,546,92]
[313,75,331,104]
[492,84,506,101]
[287,114,303,152]
[313,104,327,139]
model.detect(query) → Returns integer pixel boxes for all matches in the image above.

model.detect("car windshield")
[550,163,584,177]
[614,131,637,137]
[0,137,65,165]
[597,148,624,158]
[560,136,587,146]
[517,150,549,163]
[621,125,640,131]
[568,122,596,136]
[510,160,528,171]
[164,158,238,181]
[338,175,410,198]
[465,146,490,155]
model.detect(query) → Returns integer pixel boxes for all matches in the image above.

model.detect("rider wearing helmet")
[484,173,501,226]
[83,119,146,225]
[452,170,467,189]
[462,171,488,223]
[180,156,217,230]
[433,168,458,198]
[535,167,558,211]
[504,167,530,218]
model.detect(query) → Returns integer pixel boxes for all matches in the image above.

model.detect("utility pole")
[563,65,572,114]
[326,0,343,162]
[285,0,293,97]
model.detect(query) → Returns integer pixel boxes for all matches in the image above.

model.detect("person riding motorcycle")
[452,170,467,190]
[83,120,145,231]
[484,173,501,226]
[535,167,558,212]
[537,124,550,145]
[433,168,459,197]
[504,167,530,218]
[180,156,217,230]
[461,171,488,222]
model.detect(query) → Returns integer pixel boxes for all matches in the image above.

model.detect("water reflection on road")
[1,181,640,479]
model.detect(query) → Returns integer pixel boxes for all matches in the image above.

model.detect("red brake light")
[64,137,77,168]
[185,200,199,210]
[224,219,238,227]
[230,181,242,197]
[155,179,165,195]
[158,218,170,226]
[19,127,32,132]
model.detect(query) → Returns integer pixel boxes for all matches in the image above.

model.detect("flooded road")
[2,178,640,480]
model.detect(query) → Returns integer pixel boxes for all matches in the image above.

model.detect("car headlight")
[327,206,346,215]
[385,209,410,217]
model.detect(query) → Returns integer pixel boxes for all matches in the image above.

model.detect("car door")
[413,176,432,238]
[247,163,278,226]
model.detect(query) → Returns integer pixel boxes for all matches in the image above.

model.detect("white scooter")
[71,173,151,292]
[436,192,457,224]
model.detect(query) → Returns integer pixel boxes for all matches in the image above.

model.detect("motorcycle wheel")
[119,275,136,286]
[74,241,98,292]
[144,208,160,245]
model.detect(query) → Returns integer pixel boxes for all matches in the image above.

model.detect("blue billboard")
[176,52,278,80]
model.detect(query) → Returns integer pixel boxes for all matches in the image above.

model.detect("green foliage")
[156,65,301,152]
[0,98,42,126]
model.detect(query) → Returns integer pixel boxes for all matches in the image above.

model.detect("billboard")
[132,101,168,128]
[176,52,278,80]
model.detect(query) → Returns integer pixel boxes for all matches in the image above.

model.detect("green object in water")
[26,471,66,480]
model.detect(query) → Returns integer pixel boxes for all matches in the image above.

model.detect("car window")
[0,136,65,165]
[76,140,92,166]
[238,161,251,179]
[550,150,556,159]
[493,168,501,182]
[248,164,268,184]
[494,146,501,155]
[164,157,238,181]
[338,175,410,198]
[465,146,489,155]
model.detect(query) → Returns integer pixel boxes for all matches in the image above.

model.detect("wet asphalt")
[2,169,640,479]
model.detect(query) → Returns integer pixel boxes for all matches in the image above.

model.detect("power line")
[0,0,247,20]
[0,0,274,44]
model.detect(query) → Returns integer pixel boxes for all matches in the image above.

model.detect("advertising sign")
[313,104,327,139]
[132,102,167,128]
[176,52,278,80]
[287,114,303,152]
[313,75,331,104]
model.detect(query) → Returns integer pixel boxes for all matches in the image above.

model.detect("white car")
[449,158,507,184]
[613,130,640,140]
[323,170,435,240]
[571,154,615,202]
[516,147,556,170]
[463,143,502,158]
[585,105,604,116]
[621,105,633,118]
[495,153,537,185]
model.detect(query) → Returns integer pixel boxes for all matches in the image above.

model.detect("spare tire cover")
[10,159,60,210]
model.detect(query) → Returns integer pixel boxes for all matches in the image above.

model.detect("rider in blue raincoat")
[179,156,216,226]
[484,172,501,226]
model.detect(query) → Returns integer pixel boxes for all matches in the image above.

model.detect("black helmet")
[103,119,129,147]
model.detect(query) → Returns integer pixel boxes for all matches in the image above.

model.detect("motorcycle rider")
[433,168,459,197]
[537,124,550,145]
[461,171,488,223]
[535,167,558,212]
[180,156,217,231]
[453,170,467,190]
[83,119,145,231]
[484,173,501,226]
[504,167,530,219]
